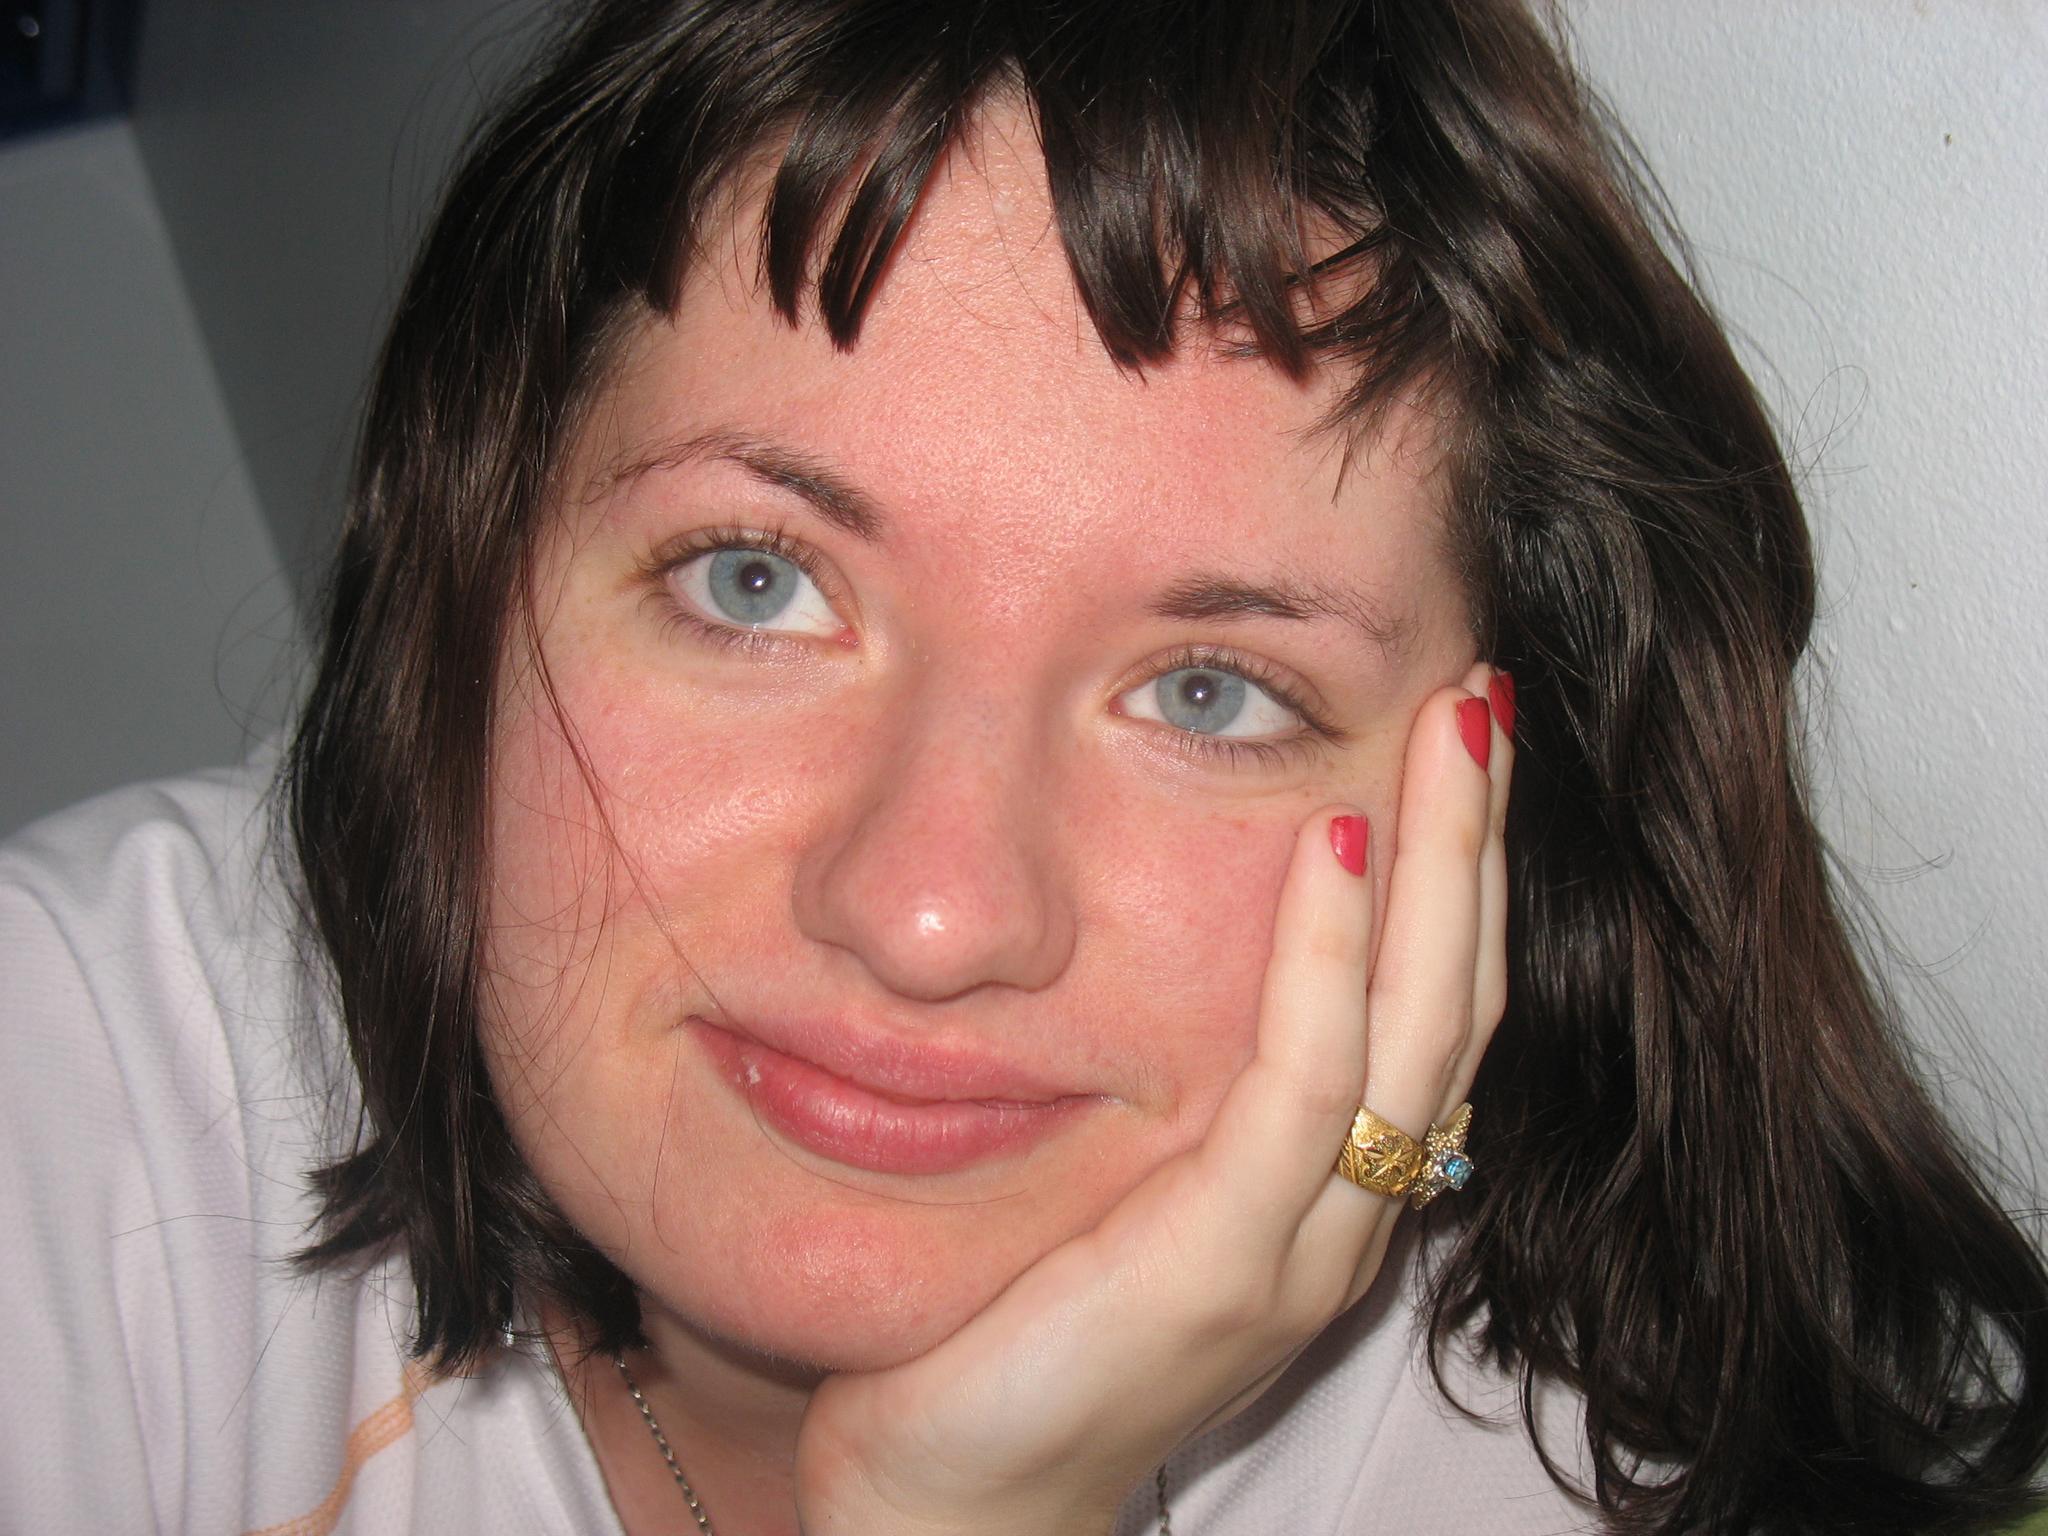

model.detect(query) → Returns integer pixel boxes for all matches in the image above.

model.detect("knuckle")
[1409,812,1487,870]
[1437,1048,1463,1100]
[1300,908,1368,971]
[1298,1072,1362,1124]
[1295,1262,1357,1328]
[1407,1052,1456,1115]
[1475,976,1507,1031]
[1194,1265,1286,1341]
[1450,810,1489,864]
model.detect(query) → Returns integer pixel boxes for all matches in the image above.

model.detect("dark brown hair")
[286,1,2048,1530]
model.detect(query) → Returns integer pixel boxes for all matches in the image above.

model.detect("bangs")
[581,0,1456,423]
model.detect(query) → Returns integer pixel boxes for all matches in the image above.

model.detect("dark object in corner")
[2,0,139,141]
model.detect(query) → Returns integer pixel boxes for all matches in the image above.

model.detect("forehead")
[572,103,1454,629]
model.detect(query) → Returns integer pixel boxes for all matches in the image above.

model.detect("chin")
[648,1191,1062,1377]
[694,1305,970,1381]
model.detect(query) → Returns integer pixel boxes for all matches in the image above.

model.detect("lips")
[687,1015,1099,1175]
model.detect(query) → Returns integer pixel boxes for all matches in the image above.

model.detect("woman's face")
[483,115,1476,1375]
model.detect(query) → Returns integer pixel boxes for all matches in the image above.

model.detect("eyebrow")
[601,428,1411,656]
[598,428,886,543]
[1147,573,1412,658]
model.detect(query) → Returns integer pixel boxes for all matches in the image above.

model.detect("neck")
[550,1305,820,1536]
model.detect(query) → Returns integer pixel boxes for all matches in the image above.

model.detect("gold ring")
[1334,1107,1427,1198]
[1408,1102,1476,1210]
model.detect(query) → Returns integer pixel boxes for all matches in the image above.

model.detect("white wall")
[1561,2,2048,1162]
[0,121,293,837]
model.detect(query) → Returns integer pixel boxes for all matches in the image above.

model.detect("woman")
[3,0,2043,1532]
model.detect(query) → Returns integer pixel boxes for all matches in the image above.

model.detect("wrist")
[799,1504,1118,1536]
[795,1438,1125,1536]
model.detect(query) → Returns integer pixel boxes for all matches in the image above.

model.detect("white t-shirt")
[0,763,1596,1534]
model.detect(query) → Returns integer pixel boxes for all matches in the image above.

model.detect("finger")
[1195,805,1375,1246]
[1354,681,1494,1138]
[1293,681,1493,1303]
[1461,667,1515,1096]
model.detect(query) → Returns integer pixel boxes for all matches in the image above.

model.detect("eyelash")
[1140,644,1344,770]
[642,528,1345,768]
[643,523,836,656]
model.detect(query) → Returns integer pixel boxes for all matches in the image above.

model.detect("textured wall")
[130,0,550,597]
[1561,2,2048,1166]
[0,122,293,837]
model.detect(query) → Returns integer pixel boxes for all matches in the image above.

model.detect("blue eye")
[1156,668,1245,732]
[705,549,801,624]
[1119,664,1303,740]
[668,543,840,636]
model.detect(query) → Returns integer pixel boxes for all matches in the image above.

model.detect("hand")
[793,666,1514,1536]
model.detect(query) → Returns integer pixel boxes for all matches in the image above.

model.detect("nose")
[791,707,1077,1003]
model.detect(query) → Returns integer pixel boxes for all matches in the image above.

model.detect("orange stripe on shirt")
[243,1359,435,1536]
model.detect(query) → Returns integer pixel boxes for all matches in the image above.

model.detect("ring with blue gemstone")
[1408,1102,1475,1210]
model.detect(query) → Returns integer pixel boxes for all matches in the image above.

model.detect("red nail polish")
[1456,697,1492,769]
[1488,671,1516,737]
[1329,814,1369,877]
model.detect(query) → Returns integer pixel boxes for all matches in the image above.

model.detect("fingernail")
[1329,814,1369,877]
[1456,697,1492,769]
[1488,671,1516,737]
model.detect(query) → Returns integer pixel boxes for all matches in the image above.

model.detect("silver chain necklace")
[615,1351,717,1535]
[613,1350,1173,1535]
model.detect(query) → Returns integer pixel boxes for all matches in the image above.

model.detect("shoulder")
[0,758,333,1526]
[0,755,283,1184]
[0,757,330,1208]
[0,763,617,1532]
[1,754,284,957]
[1,751,334,1129]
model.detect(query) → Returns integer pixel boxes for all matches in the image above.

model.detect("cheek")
[480,636,878,1083]
[1070,799,1301,1118]
[488,678,1398,1100]
[1067,770,1403,1120]
[479,691,616,1068]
